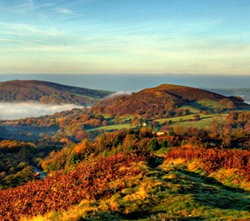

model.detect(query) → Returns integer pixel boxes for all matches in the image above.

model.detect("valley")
[1,0,250,220]
[0,81,249,220]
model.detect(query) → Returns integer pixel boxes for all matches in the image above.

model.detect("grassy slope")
[86,123,132,132]
[24,156,250,221]
[156,113,227,129]
[86,112,227,131]
[19,142,250,221]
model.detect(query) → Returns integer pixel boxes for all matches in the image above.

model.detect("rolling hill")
[1,83,249,143]
[92,84,249,117]
[0,80,112,105]
[0,83,249,220]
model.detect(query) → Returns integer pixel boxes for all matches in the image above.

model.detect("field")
[86,123,132,132]
[155,113,227,129]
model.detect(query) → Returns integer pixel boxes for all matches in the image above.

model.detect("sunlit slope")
[92,84,249,117]
[0,129,249,221]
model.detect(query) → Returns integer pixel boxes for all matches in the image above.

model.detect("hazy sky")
[0,0,250,75]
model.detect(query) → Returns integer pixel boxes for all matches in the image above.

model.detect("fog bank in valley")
[0,102,83,120]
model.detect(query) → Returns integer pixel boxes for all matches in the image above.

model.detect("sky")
[0,0,250,75]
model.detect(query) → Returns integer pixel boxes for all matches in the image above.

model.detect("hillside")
[1,84,249,143]
[0,128,249,220]
[0,80,112,105]
[92,84,249,117]
[0,82,249,220]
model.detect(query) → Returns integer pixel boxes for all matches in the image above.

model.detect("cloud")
[0,102,83,120]
[107,91,132,98]
[0,21,65,50]
[0,22,62,38]
[55,8,74,15]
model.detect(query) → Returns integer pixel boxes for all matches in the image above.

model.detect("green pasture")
[86,123,132,132]
[155,113,227,129]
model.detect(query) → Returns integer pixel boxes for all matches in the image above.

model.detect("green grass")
[72,93,94,100]
[172,114,227,129]
[179,105,201,113]
[90,113,226,132]
[179,100,228,114]
[121,114,134,120]
[155,114,197,124]
[102,114,112,119]
[86,123,133,132]
[155,113,227,129]
[196,99,226,110]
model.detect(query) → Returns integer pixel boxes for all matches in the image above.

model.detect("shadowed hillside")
[0,80,112,105]
[209,88,250,104]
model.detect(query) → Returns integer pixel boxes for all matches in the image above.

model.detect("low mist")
[108,91,133,98]
[0,102,83,120]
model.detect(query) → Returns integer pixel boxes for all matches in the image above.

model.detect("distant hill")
[1,83,249,142]
[92,84,249,116]
[0,80,112,105]
[208,88,250,104]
